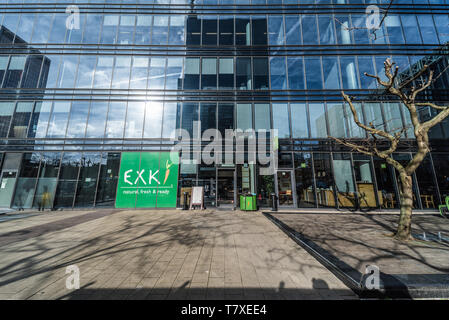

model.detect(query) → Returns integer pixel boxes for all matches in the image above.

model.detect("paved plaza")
[268,212,449,298]
[0,209,356,300]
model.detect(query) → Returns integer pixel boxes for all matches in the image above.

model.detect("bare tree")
[331,58,449,241]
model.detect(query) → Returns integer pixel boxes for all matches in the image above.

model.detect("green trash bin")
[246,194,257,211]
[240,195,246,210]
[240,194,257,211]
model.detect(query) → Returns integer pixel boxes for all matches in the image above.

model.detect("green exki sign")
[115,152,179,208]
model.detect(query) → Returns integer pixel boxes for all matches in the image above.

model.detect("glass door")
[217,169,235,207]
[276,170,295,207]
[198,165,216,207]
[0,170,18,208]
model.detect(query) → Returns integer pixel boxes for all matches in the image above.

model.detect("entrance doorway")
[276,170,295,207]
[0,153,23,208]
[217,169,235,207]
[0,170,18,208]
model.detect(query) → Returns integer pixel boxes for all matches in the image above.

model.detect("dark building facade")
[0,1,449,211]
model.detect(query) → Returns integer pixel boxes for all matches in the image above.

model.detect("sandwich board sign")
[190,186,204,210]
[115,152,179,208]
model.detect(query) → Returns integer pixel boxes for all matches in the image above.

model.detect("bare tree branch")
[415,102,448,111]
[329,137,373,156]
[410,68,433,101]
[364,72,391,88]
[378,0,394,29]
[422,106,449,131]
[432,62,449,83]
[332,54,449,240]
[399,64,429,89]
[342,90,397,143]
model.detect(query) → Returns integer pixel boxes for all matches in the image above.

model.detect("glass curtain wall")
[0,4,448,211]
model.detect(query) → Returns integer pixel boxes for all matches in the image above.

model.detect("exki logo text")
[123,160,174,186]
[124,169,160,186]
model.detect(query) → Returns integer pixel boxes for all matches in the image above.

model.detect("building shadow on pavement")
[264,212,449,299]
[56,280,358,300]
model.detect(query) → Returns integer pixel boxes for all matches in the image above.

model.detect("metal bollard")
[183,192,188,210]
[271,193,278,212]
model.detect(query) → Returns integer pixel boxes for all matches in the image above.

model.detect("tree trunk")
[394,173,414,241]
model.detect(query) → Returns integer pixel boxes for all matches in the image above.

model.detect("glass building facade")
[0,0,448,210]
